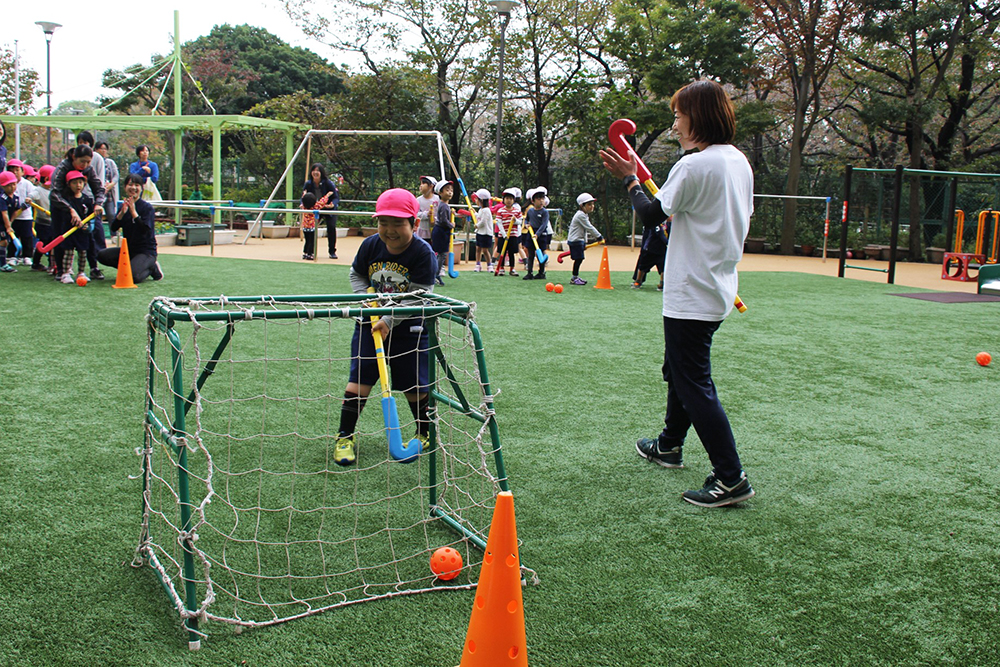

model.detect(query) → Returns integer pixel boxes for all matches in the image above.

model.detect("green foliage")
[0,47,40,115]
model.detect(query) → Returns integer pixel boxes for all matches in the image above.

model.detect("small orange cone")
[113,237,138,289]
[594,246,613,290]
[457,491,528,667]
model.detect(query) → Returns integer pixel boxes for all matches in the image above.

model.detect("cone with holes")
[112,237,137,289]
[456,490,527,666]
[594,245,613,290]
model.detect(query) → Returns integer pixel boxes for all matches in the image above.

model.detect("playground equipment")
[839,165,1000,284]
[942,209,998,282]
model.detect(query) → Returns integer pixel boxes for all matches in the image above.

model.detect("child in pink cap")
[0,171,18,272]
[5,159,35,265]
[332,188,438,467]
[51,170,96,284]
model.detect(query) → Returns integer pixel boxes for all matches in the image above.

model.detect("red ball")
[846,251,853,259]
[430,546,463,581]
[545,282,554,292]
[976,352,992,367]
[76,274,88,287]
[554,284,564,293]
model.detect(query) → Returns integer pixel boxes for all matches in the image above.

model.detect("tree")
[844,0,970,256]
[597,0,753,156]
[751,0,857,254]
[282,0,488,164]
[0,47,40,115]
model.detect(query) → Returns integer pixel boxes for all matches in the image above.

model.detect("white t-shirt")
[655,144,753,321]
[475,206,494,236]
[416,194,438,240]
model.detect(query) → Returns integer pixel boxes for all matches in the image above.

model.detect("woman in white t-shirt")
[601,79,754,508]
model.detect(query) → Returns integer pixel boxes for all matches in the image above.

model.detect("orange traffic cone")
[113,237,138,289]
[457,491,528,666]
[594,245,613,289]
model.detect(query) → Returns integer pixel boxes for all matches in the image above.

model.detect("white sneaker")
[76,273,89,285]
[486,264,494,273]
[60,272,75,284]
[474,264,481,272]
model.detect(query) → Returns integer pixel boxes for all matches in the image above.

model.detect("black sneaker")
[635,437,683,468]
[523,273,534,280]
[90,268,105,280]
[329,252,338,259]
[151,261,163,281]
[682,471,754,508]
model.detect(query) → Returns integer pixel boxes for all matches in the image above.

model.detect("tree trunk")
[533,103,550,189]
[780,75,811,255]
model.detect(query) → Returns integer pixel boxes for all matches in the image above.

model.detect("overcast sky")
[6,1,350,112]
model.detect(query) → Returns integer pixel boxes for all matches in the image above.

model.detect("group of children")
[1,142,162,285]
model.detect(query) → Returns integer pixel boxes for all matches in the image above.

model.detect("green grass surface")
[2,256,999,665]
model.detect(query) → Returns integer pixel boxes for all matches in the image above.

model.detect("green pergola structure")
[0,12,310,232]
[0,113,310,229]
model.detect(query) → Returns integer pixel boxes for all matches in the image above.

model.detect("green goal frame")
[136,293,509,649]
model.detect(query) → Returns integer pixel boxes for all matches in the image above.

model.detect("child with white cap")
[472,188,494,272]
[416,175,439,241]
[566,193,603,285]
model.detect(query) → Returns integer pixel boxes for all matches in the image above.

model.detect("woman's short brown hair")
[670,80,736,146]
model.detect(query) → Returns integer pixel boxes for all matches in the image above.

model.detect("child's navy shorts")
[568,240,587,261]
[349,319,429,393]
[476,233,494,250]
[536,233,551,251]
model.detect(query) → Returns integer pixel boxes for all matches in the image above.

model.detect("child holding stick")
[473,188,494,272]
[333,188,437,466]
[566,193,603,285]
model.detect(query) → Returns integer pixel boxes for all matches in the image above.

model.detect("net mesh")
[134,293,509,632]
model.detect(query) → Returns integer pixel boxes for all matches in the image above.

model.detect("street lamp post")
[489,0,517,197]
[35,21,62,165]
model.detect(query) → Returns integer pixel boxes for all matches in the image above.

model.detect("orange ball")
[76,274,88,287]
[430,546,463,581]
[554,284,563,293]
[976,351,992,367]
[545,282,554,292]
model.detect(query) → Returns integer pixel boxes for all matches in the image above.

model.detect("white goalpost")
[135,292,522,649]
[241,129,475,244]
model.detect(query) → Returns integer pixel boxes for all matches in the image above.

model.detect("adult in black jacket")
[97,174,162,282]
[302,163,341,258]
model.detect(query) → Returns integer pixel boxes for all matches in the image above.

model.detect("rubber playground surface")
[158,233,978,293]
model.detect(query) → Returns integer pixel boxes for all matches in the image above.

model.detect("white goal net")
[134,293,512,648]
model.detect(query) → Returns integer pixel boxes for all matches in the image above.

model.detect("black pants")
[11,219,33,260]
[96,246,157,283]
[660,316,743,483]
[303,230,315,256]
[323,214,337,255]
[88,213,107,269]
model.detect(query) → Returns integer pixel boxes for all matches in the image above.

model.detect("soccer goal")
[241,128,480,243]
[134,292,512,649]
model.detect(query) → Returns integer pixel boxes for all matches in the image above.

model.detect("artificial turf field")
[1,254,998,666]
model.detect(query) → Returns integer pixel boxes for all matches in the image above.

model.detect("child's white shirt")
[475,206,494,236]
[654,144,753,321]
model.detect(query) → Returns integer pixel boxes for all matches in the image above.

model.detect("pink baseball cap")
[0,172,16,187]
[373,188,419,218]
[66,170,87,182]
[23,165,37,178]
[6,158,24,169]
[38,165,55,182]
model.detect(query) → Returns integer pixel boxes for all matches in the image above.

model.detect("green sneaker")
[334,436,357,466]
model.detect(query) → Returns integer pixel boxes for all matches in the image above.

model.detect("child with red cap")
[0,171,18,273]
[333,188,438,467]
[51,170,96,284]
[5,159,35,265]
[31,166,55,272]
